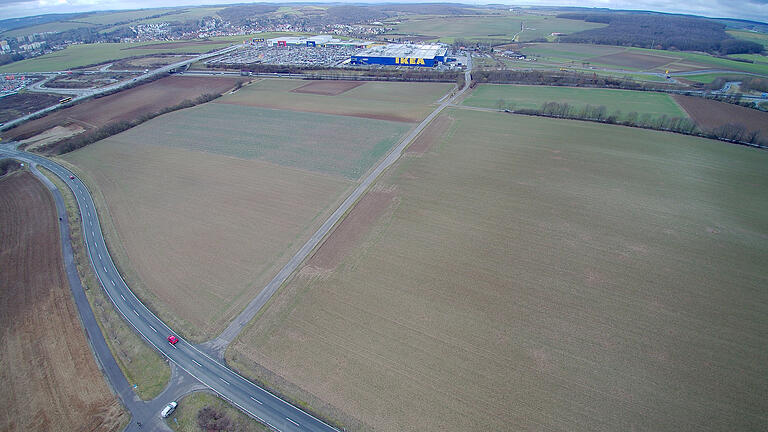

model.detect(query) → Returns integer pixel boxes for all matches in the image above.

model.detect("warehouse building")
[266,35,374,48]
[350,44,448,67]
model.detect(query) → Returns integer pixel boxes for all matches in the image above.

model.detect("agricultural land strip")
[3,75,242,144]
[462,84,688,120]
[387,14,606,43]
[228,109,768,432]
[217,79,453,123]
[0,170,127,432]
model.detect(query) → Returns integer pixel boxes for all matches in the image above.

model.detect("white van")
[160,401,178,418]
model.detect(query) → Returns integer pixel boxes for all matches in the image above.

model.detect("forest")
[558,12,764,54]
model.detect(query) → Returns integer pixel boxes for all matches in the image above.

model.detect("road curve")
[0,146,338,432]
[212,61,474,350]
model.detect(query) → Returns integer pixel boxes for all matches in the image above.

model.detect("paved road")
[0,146,339,432]
[208,59,474,352]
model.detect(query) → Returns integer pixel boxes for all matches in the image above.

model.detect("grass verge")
[166,392,270,432]
[40,165,171,400]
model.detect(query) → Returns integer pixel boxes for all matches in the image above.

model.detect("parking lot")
[206,45,360,67]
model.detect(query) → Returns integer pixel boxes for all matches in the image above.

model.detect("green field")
[115,102,409,179]
[681,73,753,83]
[219,78,452,123]
[520,43,768,76]
[463,84,687,119]
[0,39,235,72]
[727,30,768,49]
[229,109,768,432]
[388,14,605,43]
[2,21,96,37]
[62,80,438,341]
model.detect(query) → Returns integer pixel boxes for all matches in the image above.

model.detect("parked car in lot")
[160,401,177,418]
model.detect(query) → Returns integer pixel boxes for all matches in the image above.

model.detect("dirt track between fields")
[0,171,126,432]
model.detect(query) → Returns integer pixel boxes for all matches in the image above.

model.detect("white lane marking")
[98,253,102,260]
[249,396,262,405]
[94,241,97,247]
[266,423,278,431]
[133,309,139,316]
[120,294,125,301]
[286,418,299,427]
[220,378,230,385]
[150,326,157,333]
[89,220,92,226]
[111,280,115,286]
[192,359,202,367]
[92,231,95,237]
[103,266,107,272]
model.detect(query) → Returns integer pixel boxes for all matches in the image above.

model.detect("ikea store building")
[351,44,448,67]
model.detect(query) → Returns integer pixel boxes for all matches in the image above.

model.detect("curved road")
[0,63,472,431]
[0,147,337,432]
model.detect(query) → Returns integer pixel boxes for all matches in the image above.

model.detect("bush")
[197,405,233,431]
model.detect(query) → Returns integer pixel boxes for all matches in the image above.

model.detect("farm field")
[64,140,352,342]
[0,171,127,432]
[60,79,437,341]
[387,14,605,43]
[462,84,687,120]
[218,78,452,123]
[672,94,768,144]
[520,43,768,76]
[228,109,768,432]
[726,30,768,49]
[0,39,230,73]
[113,102,410,179]
[3,75,242,147]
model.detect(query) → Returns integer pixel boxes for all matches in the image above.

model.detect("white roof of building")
[354,44,447,59]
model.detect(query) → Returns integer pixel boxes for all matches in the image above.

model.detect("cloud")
[0,0,765,22]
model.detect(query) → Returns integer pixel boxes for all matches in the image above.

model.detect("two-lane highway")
[0,146,338,432]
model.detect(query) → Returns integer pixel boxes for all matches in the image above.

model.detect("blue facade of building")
[350,55,439,67]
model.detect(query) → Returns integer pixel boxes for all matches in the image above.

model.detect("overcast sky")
[0,0,766,23]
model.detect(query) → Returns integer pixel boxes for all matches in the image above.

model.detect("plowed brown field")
[3,75,242,143]
[0,171,126,432]
[673,94,768,143]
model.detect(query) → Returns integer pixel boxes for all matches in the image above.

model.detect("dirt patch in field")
[307,186,397,272]
[291,80,365,96]
[125,40,222,50]
[407,114,453,154]
[20,124,85,151]
[587,52,679,69]
[2,75,241,143]
[673,94,768,142]
[0,92,61,123]
[0,171,127,432]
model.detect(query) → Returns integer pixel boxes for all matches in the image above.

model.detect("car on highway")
[160,401,177,418]
[167,334,179,345]
[69,175,75,180]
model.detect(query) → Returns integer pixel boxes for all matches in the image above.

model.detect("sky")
[0,0,766,22]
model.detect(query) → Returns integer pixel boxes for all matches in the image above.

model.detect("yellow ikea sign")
[395,57,426,65]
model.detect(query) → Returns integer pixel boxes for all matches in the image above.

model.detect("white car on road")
[160,401,177,418]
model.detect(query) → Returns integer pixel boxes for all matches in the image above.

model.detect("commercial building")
[266,35,374,48]
[350,44,448,67]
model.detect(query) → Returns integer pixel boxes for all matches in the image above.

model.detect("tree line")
[495,100,765,148]
[38,93,223,155]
